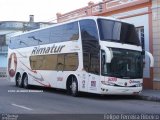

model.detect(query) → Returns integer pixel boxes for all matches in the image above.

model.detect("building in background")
[0,15,52,78]
[57,0,160,90]
[152,0,160,90]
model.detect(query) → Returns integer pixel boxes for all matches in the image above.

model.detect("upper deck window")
[80,19,98,41]
[98,19,140,46]
[50,22,79,43]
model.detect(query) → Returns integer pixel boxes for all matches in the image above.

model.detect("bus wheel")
[67,76,78,97]
[16,73,22,87]
[22,74,29,89]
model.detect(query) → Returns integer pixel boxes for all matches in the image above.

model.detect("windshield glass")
[101,48,143,79]
[98,19,140,46]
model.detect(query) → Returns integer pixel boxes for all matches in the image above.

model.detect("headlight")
[135,83,142,87]
[101,81,115,86]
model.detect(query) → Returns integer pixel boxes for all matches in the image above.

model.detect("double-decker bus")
[8,16,154,96]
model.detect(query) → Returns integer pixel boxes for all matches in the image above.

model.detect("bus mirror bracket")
[101,46,113,63]
[145,51,154,67]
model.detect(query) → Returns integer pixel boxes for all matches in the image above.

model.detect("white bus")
[8,16,154,96]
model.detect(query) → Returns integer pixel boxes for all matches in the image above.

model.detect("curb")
[138,95,160,102]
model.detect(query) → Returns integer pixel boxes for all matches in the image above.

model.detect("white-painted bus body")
[7,16,153,95]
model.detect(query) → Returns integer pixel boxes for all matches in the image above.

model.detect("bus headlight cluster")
[101,81,115,86]
[135,83,142,87]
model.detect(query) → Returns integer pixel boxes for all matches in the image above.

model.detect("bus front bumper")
[100,85,142,95]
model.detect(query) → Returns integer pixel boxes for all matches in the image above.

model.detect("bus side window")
[57,54,65,71]
[80,20,98,41]
[34,29,50,45]
[30,54,58,70]
[50,22,79,43]
[83,52,90,72]
[64,53,78,71]
[89,53,100,74]
[80,19,100,75]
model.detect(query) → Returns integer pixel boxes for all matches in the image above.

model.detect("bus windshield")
[101,48,143,79]
[98,19,140,46]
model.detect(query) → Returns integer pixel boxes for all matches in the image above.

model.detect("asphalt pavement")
[0,79,160,120]
[140,89,160,102]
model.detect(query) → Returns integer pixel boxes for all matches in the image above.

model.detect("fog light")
[101,88,105,91]
[135,83,142,87]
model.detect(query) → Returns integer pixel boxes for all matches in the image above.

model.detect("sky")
[0,0,101,22]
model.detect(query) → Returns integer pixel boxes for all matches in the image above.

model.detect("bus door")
[80,72,88,92]
[88,73,100,93]
[87,53,100,93]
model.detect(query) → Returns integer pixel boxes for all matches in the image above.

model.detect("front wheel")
[67,76,78,97]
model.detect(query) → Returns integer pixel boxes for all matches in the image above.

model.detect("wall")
[152,0,160,89]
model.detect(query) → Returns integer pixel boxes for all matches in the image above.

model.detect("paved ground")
[140,89,160,102]
[0,79,160,120]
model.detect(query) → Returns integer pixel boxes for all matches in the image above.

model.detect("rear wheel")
[22,74,29,89]
[67,76,78,97]
[15,74,19,87]
[16,73,22,87]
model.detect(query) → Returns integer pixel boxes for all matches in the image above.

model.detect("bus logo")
[108,77,117,82]
[8,53,17,77]
[129,80,140,84]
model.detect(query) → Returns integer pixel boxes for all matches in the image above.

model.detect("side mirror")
[101,46,113,63]
[142,50,145,55]
[145,51,154,67]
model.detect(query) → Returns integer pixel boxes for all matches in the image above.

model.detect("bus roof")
[10,16,131,38]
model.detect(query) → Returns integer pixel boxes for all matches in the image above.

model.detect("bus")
[8,16,154,96]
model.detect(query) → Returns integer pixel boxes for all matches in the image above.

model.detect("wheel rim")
[71,78,77,95]
[17,75,21,86]
[24,76,28,87]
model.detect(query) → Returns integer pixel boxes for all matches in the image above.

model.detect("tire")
[23,74,29,89]
[15,74,19,87]
[67,76,78,97]
[16,73,22,87]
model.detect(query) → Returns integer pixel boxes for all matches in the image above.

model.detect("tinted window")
[80,19,100,75]
[98,19,140,46]
[19,33,37,47]
[30,53,78,71]
[83,52,100,75]
[30,55,57,70]
[98,20,121,41]
[83,52,90,72]
[101,48,143,79]
[9,36,20,49]
[64,53,78,71]
[50,22,79,43]
[136,27,145,50]
[9,29,50,49]
[9,22,78,49]
[89,53,100,74]
[57,54,65,71]
[9,35,31,49]
[28,29,50,45]
[80,20,98,41]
